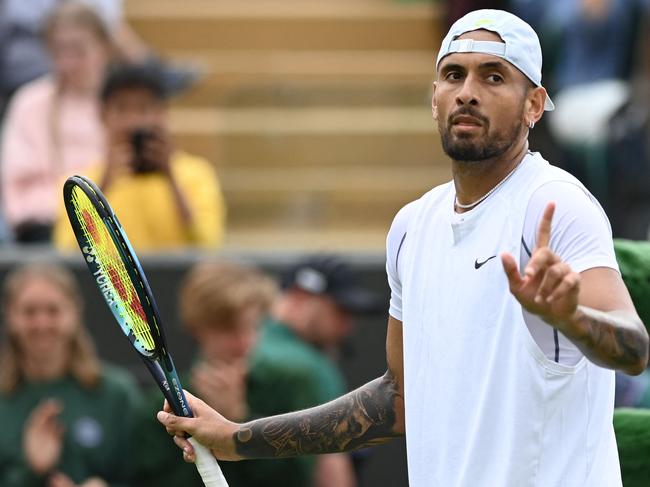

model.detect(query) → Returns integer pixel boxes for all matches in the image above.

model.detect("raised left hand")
[24,400,64,476]
[501,202,581,330]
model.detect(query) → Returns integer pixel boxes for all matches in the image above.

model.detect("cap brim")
[332,288,384,314]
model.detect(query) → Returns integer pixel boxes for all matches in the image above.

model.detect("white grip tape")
[189,437,229,487]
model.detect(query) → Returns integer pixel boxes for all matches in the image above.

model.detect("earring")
[528,120,535,129]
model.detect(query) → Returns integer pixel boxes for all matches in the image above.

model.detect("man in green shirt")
[137,260,308,487]
[138,256,381,486]
[252,255,382,487]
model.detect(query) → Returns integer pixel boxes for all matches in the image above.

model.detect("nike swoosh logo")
[474,255,497,269]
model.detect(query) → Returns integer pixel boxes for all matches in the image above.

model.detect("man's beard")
[440,107,524,163]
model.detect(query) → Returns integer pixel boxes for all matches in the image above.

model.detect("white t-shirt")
[386,162,619,365]
[391,152,620,486]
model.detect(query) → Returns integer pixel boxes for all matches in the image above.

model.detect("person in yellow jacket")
[54,63,225,251]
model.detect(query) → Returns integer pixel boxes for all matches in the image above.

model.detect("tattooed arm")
[157,317,405,461]
[504,260,649,375]
[554,268,648,375]
[234,370,402,458]
[503,203,648,376]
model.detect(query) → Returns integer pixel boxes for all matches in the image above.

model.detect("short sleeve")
[386,200,418,322]
[522,180,618,273]
[521,180,619,365]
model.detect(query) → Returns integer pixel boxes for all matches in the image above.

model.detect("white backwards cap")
[436,9,555,111]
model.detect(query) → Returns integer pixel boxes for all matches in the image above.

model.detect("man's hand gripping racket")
[63,175,229,487]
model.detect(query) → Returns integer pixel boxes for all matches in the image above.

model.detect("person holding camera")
[53,63,226,251]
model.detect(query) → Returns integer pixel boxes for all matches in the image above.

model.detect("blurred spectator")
[1,1,112,243]
[0,0,198,119]
[554,0,641,91]
[544,0,642,145]
[137,260,288,487]
[511,0,647,207]
[511,0,643,84]
[53,63,226,251]
[0,263,140,486]
[259,255,383,487]
[139,257,380,486]
[606,6,650,238]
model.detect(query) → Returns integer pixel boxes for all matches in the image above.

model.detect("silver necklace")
[454,162,521,210]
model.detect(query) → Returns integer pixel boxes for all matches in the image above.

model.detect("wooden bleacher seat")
[125,0,448,250]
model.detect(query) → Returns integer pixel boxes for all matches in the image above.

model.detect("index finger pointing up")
[536,202,555,249]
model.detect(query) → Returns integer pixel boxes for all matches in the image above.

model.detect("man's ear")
[431,81,439,120]
[525,85,546,127]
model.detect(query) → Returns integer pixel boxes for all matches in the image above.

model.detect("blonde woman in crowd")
[1,1,113,243]
[0,264,140,486]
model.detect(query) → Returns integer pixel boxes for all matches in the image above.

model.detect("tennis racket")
[63,175,229,487]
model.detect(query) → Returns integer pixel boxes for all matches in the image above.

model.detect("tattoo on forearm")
[613,327,647,365]
[575,306,648,373]
[234,370,403,459]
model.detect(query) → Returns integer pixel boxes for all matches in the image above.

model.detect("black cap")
[101,62,168,104]
[282,255,383,313]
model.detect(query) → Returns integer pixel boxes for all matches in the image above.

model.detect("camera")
[130,128,156,173]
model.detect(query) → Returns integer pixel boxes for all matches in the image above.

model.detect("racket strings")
[70,186,156,353]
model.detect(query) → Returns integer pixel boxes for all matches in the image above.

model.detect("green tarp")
[614,240,650,486]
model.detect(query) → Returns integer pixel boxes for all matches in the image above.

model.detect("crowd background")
[1,0,650,486]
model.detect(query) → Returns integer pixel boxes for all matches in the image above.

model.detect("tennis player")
[158,10,649,486]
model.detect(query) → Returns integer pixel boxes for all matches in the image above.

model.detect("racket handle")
[189,437,229,487]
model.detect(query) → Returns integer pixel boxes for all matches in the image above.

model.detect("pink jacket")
[1,76,105,226]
